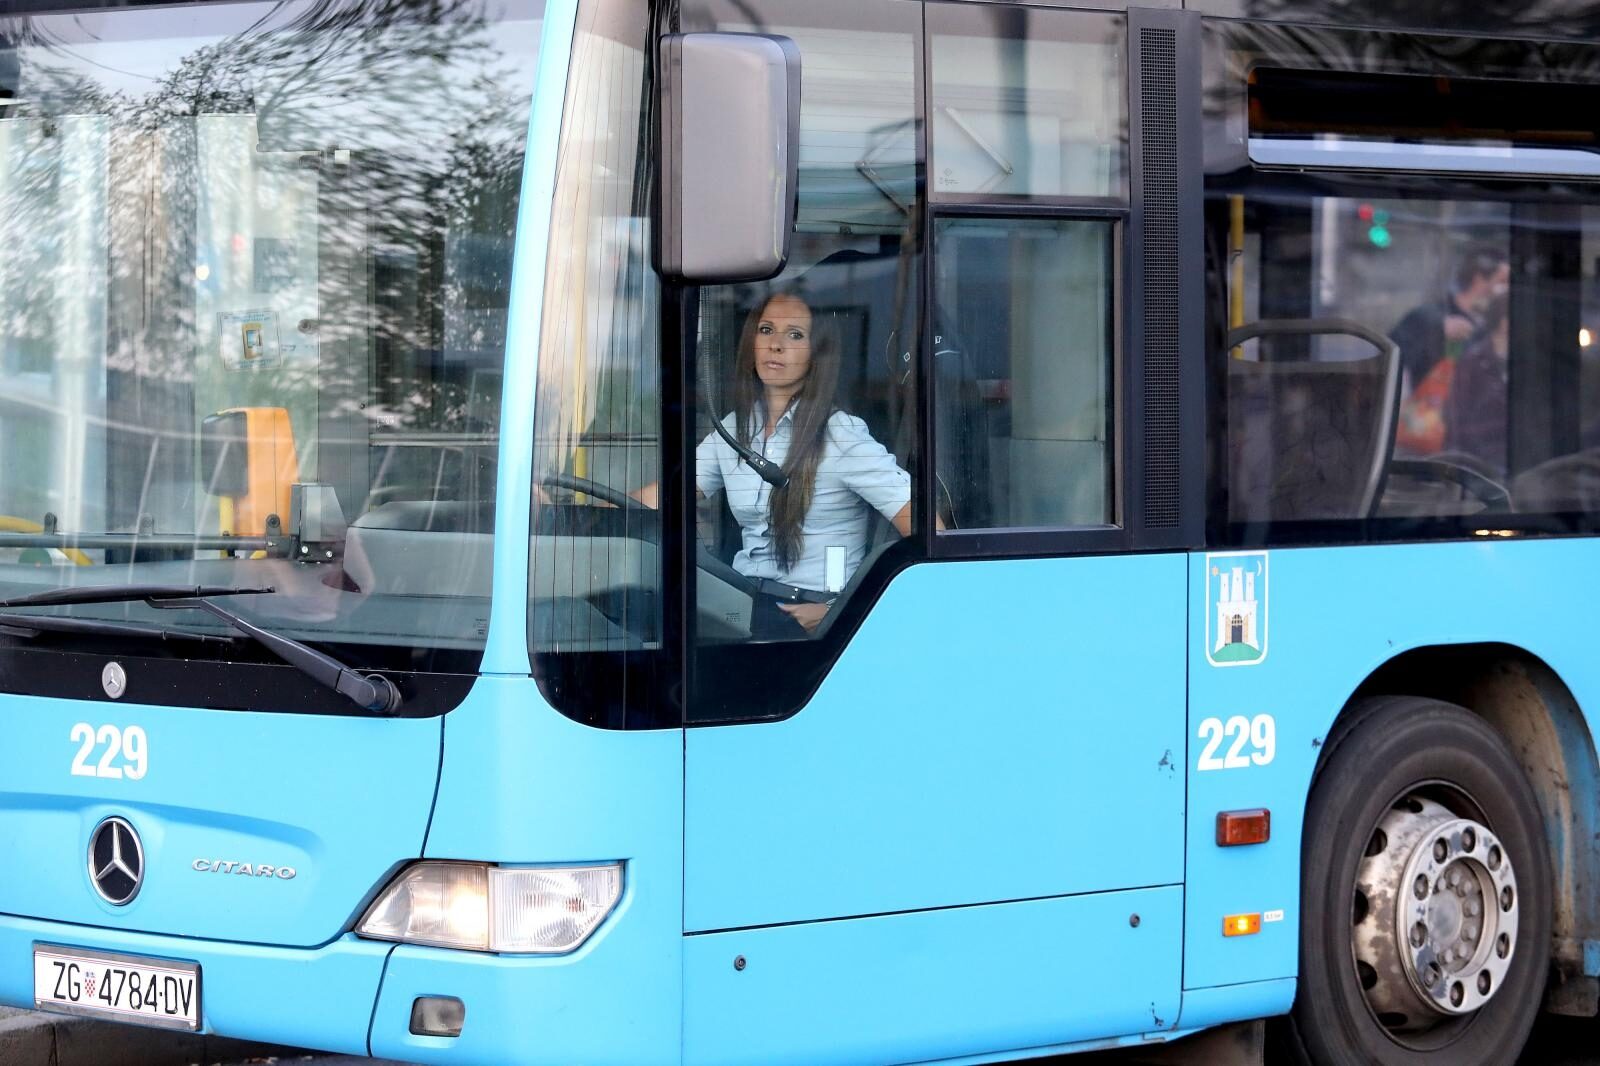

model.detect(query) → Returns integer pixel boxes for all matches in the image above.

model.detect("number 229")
[69,723,148,780]
[1197,714,1275,771]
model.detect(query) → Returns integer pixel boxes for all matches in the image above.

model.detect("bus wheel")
[1282,695,1550,1066]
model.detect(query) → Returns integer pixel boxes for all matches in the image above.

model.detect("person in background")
[1445,295,1510,478]
[1391,245,1509,456]
[1391,245,1509,389]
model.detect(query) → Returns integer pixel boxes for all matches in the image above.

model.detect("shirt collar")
[752,401,798,433]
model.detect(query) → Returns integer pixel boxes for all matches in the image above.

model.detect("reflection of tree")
[0,0,535,529]
[1201,6,1600,168]
[1228,1,1600,47]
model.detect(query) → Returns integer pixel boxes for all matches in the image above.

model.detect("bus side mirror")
[657,32,800,283]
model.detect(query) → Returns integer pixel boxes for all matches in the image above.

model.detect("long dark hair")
[730,292,841,572]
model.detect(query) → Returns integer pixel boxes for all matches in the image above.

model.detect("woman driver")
[699,290,913,640]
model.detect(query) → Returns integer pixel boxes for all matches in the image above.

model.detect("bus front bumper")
[0,899,678,1064]
[0,916,387,1055]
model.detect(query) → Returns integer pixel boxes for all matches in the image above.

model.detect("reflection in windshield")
[0,0,541,664]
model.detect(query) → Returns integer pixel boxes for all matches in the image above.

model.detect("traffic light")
[1357,202,1392,248]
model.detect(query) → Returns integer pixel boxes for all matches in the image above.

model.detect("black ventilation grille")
[1138,26,1181,529]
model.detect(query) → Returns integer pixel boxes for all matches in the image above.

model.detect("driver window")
[682,0,921,652]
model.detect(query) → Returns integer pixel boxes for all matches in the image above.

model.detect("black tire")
[1277,695,1551,1066]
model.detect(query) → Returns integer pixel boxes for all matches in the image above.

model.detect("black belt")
[754,578,835,606]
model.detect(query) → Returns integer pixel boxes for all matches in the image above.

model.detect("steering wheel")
[540,474,759,589]
[539,473,650,511]
[1388,458,1512,511]
[536,474,761,643]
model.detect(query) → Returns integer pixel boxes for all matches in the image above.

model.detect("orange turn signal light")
[1224,913,1262,937]
[1216,808,1271,847]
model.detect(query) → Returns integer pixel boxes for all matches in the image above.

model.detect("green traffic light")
[1368,224,1392,248]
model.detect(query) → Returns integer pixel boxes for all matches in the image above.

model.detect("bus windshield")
[0,0,541,676]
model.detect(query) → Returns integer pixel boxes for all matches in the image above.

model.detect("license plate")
[33,944,200,1031]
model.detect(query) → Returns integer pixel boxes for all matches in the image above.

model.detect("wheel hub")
[1352,796,1519,1031]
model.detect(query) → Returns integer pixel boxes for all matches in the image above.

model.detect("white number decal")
[1197,718,1225,771]
[95,724,124,780]
[1197,714,1276,771]
[69,723,95,777]
[1223,715,1252,769]
[1251,714,1276,766]
[69,723,147,780]
[122,726,148,780]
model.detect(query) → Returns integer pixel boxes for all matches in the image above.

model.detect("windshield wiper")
[0,583,401,714]
[146,597,402,716]
[0,584,273,609]
[0,614,239,645]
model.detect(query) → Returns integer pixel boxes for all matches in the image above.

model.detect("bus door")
[667,4,1202,1062]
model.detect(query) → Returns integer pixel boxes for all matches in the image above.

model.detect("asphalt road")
[1072,1012,1600,1065]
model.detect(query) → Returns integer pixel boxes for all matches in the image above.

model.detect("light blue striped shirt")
[697,407,912,593]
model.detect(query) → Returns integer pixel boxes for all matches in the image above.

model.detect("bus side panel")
[686,553,1187,928]
[682,886,1182,1066]
[1183,540,1600,992]
[389,676,683,1064]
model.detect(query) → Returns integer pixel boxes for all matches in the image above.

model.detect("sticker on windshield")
[217,309,281,372]
[1207,552,1268,668]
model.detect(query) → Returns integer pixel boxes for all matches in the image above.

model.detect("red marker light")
[1216,809,1271,847]
[1357,202,1376,222]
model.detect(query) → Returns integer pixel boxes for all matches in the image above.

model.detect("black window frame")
[926,201,1128,558]
[925,4,1204,562]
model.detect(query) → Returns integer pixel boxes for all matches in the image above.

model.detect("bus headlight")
[357,862,623,954]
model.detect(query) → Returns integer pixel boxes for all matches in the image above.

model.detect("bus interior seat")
[702,489,740,568]
[803,246,908,449]
[1224,319,1400,523]
[805,247,907,559]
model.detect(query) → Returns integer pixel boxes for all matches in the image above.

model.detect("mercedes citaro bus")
[5,0,1600,1063]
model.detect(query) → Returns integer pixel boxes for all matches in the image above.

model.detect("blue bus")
[2,0,1599,1062]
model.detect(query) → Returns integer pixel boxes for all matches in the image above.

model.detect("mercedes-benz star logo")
[88,817,144,905]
